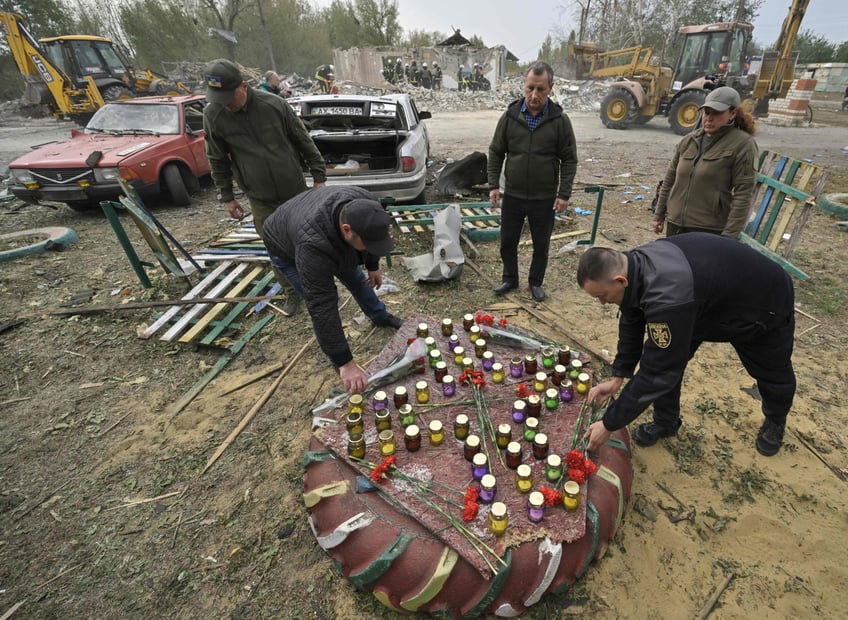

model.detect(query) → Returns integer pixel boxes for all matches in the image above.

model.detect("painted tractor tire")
[818,193,848,219]
[600,89,638,129]
[668,90,706,135]
[0,227,79,262]
[303,430,632,617]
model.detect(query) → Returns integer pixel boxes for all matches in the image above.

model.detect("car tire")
[163,164,191,206]
[0,227,79,262]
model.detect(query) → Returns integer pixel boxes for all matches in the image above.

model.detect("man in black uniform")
[578,234,795,457]
[261,185,403,393]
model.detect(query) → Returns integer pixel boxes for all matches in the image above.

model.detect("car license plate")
[311,106,363,116]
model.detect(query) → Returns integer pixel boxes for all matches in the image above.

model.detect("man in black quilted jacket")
[262,186,403,393]
[578,233,795,457]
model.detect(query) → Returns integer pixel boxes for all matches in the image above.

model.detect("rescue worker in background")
[470,63,480,91]
[395,58,404,83]
[473,63,485,90]
[315,64,336,94]
[420,62,432,89]
[404,63,411,82]
[257,70,289,97]
[409,60,420,87]
[457,64,465,91]
[433,62,443,90]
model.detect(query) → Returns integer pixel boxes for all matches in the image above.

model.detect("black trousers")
[499,194,555,287]
[652,314,796,427]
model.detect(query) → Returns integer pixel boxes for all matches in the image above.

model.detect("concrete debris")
[330,75,612,114]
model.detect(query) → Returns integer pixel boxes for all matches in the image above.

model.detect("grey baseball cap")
[699,86,741,111]
[204,59,243,104]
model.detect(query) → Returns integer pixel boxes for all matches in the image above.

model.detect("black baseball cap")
[204,59,244,104]
[345,198,394,256]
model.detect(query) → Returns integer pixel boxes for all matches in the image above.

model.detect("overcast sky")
[310,0,846,63]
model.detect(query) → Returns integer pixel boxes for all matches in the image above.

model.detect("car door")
[182,100,210,175]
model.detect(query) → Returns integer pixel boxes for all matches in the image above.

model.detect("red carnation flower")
[540,486,563,506]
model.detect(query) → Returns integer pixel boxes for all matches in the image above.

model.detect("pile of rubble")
[334,75,611,114]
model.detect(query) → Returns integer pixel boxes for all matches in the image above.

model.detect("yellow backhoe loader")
[573,0,809,134]
[1,11,191,123]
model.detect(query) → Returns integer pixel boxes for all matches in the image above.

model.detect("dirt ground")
[1,91,847,620]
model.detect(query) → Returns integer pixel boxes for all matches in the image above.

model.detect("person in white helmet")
[420,62,432,89]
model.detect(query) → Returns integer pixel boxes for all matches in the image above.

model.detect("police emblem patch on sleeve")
[647,323,671,349]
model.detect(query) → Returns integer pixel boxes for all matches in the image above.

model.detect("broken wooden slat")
[160,263,249,342]
[139,261,234,340]
[179,265,265,343]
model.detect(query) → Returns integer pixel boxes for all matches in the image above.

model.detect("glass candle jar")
[557,347,571,366]
[424,336,437,353]
[527,491,545,523]
[441,317,454,337]
[512,400,527,424]
[471,452,489,481]
[347,434,365,459]
[488,502,509,536]
[552,364,567,387]
[569,359,583,380]
[563,480,581,512]
[506,441,522,469]
[545,454,563,482]
[524,354,538,375]
[559,380,575,403]
[523,417,539,442]
[544,388,560,411]
[429,349,442,369]
[496,423,512,449]
[398,403,416,428]
[464,434,481,461]
[482,350,495,371]
[509,356,523,378]
[491,362,505,384]
[378,429,396,456]
[532,433,549,460]
[541,347,556,369]
[442,375,456,397]
[454,414,470,440]
[417,322,429,338]
[576,372,591,395]
[372,390,389,411]
[515,464,533,493]
[346,412,364,437]
[415,380,430,404]
[462,313,474,331]
[526,394,542,417]
[348,393,364,415]
[533,371,548,393]
[469,325,482,344]
[479,474,497,504]
[393,386,409,408]
[474,339,487,359]
[375,408,392,432]
[434,361,448,383]
[461,357,475,373]
[448,334,460,352]
[453,347,465,365]
[428,419,445,446]
[404,424,421,452]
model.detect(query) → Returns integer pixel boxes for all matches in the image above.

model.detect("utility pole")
[256,0,276,72]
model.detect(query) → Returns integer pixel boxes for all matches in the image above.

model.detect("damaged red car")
[7,95,210,211]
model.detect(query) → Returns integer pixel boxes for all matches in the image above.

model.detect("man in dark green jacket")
[488,61,578,301]
[203,59,326,316]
